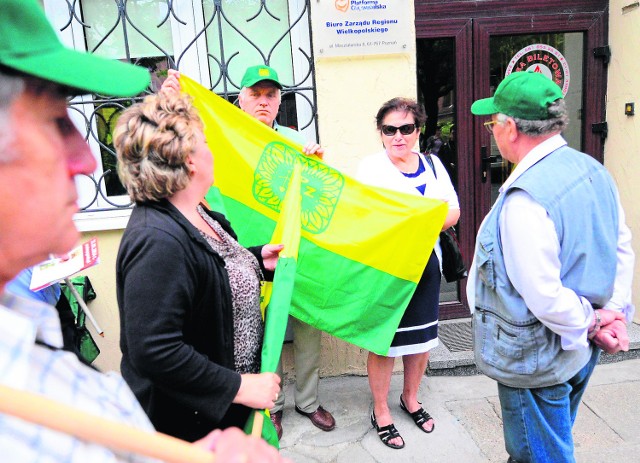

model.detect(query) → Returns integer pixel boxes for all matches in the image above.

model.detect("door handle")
[481,145,497,183]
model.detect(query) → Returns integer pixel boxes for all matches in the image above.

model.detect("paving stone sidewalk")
[277,359,640,462]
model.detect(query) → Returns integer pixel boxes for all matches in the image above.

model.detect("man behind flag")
[162,66,334,440]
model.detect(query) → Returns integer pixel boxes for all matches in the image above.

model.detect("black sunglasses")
[381,123,417,136]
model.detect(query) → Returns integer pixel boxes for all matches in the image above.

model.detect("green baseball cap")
[0,0,150,96]
[240,65,282,89]
[470,71,563,120]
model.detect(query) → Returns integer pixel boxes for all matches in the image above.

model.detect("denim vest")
[473,146,619,388]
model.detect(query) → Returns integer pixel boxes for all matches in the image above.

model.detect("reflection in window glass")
[92,56,171,197]
[82,0,174,59]
[416,38,457,188]
[94,103,127,198]
[202,0,295,93]
[58,0,314,208]
[81,1,174,197]
[416,38,459,303]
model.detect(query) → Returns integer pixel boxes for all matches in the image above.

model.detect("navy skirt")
[387,251,440,357]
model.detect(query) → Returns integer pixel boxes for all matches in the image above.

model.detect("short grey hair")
[508,99,569,136]
[238,85,282,107]
[0,69,26,162]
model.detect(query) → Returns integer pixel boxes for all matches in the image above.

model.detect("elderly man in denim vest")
[468,71,634,463]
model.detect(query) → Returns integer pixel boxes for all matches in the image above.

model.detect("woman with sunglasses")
[356,97,460,450]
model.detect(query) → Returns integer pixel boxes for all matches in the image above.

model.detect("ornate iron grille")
[57,0,317,213]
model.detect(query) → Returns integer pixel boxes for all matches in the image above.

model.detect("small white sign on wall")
[312,0,412,57]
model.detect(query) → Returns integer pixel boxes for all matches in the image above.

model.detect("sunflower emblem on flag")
[253,142,344,234]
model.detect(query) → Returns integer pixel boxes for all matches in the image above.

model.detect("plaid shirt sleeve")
[0,293,160,463]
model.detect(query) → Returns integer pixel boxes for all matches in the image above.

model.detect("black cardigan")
[117,199,270,441]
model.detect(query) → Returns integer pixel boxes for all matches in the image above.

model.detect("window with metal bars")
[43,0,317,224]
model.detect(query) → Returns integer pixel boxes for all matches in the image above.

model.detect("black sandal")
[371,411,405,449]
[400,394,435,433]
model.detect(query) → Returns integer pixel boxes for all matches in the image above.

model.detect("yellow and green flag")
[181,75,447,356]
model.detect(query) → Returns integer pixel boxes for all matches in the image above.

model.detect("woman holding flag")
[356,97,460,449]
[114,91,283,442]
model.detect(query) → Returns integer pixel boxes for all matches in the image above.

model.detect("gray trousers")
[272,317,322,414]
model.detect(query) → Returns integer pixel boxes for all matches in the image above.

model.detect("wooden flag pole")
[252,410,264,437]
[0,384,215,463]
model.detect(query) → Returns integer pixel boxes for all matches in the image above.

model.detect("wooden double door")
[414,0,610,319]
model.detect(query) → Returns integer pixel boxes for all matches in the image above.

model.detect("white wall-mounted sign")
[505,43,571,96]
[312,0,412,57]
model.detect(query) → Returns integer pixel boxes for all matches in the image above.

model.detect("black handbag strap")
[422,152,437,179]
[421,153,460,236]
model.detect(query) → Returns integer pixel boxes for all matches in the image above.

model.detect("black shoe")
[399,394,435,433]
[371,411,404,449]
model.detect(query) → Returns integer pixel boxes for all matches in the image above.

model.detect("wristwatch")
[587,309,602,340]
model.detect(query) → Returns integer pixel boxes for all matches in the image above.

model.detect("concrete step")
[428,318,640,376]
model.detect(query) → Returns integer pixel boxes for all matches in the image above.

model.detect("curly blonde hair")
[114,92,203,203]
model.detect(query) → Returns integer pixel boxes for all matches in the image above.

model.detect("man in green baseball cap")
[238,64,334,439]
[162,65,323,156]
[468,71,634,462]
[0,1,287,461]
[237,64,296,136]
